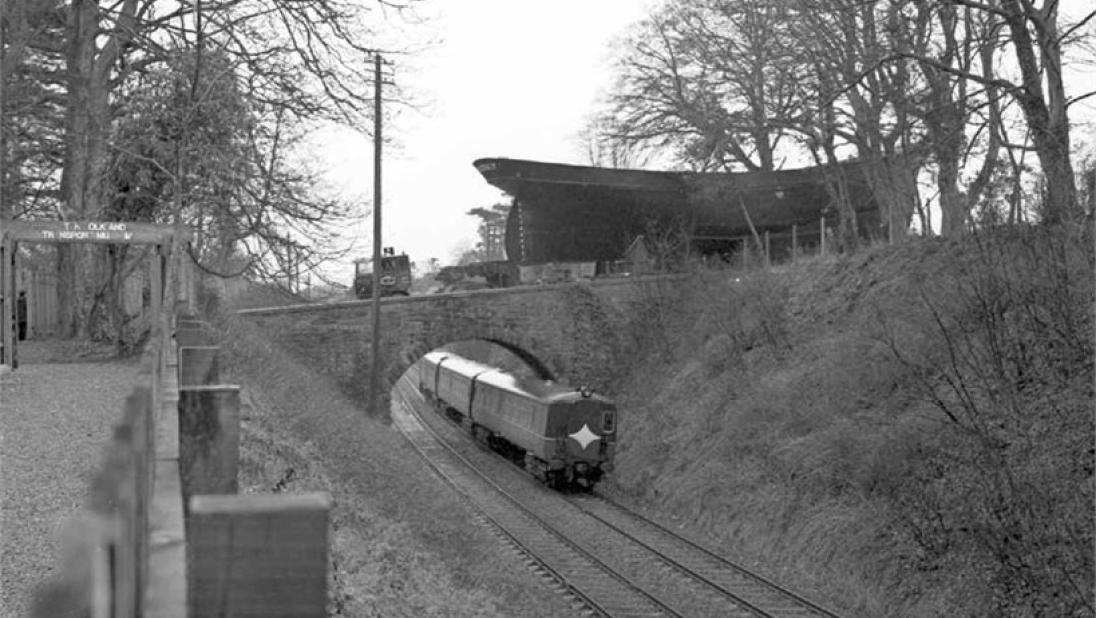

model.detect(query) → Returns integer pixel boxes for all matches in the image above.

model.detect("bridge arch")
[239,278,639,411]
[386,333,559,391]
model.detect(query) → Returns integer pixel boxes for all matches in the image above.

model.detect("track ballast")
[392,376,847,618]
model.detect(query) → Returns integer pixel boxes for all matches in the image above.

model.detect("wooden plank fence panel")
[188,493,331,618]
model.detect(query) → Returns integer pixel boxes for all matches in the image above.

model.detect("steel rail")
[391,379,681,618]
[569,496,849,618]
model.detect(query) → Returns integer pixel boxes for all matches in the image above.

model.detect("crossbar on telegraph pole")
[369,53,383,416]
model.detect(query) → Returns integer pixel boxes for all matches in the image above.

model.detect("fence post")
[820,216,827,256]
[764,231,771,267]
[150,244,163,322]
[179,346,219,386]
[791,225,798,263]
[188,493,331,618]
[175,322,213,347]
[148,330,186,618]
[178,385,241,510]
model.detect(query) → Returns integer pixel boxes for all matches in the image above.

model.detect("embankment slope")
[604,229,1094,617]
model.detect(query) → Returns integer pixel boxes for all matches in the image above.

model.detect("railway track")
[567,497,845,618]
[392,379,676,617]
[391,376,848,618]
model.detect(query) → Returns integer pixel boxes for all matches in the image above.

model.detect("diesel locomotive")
[418,351,616,489]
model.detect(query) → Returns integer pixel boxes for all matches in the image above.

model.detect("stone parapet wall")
[237,277,657,399]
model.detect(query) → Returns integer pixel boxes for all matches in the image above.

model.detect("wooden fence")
[32,265,332,617]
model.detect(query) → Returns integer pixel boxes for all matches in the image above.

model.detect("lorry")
[353,248,412,299]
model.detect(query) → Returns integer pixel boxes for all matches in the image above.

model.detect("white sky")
[312,1,652,280]
[311,0,1095,283]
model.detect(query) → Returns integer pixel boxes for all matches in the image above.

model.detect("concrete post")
[151,244,163,324]
[175,323,213,347]
[188,493,331,618]
[178,346,219,386]
[178,385,240,509]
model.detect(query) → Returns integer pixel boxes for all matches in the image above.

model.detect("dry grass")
[213,312,574,617]
[603,229,1094,618]
[208,230,1092,617]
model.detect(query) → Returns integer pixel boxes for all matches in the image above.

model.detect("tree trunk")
[937,154,966,236]
[920,2,970,237]
[862,155,920,240]
[55,245,81,336]
[58,0,113,337]
[999,0,1076,224]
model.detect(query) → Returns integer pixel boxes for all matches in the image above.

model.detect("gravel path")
[0,342,142,618]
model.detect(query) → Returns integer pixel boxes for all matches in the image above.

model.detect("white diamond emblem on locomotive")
[569,423,599,450]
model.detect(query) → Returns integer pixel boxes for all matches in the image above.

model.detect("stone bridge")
[237,277,662,404]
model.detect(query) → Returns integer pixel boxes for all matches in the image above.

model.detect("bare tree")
[0,0,67,221]
[789,0,926,241]
[109,47,356,285]
[578,115,650,168]
[941,0,1090,226]
[600,0,805,172]
[601,0,925,242]
[8,0,422,336]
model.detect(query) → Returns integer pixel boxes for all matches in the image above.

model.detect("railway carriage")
[418,351,616,488]
[420,352,493,423]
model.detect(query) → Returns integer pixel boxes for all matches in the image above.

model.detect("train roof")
[474,366,614,406]
[431,353,497,377]
[431,351,614,405]
[421,350,450,364]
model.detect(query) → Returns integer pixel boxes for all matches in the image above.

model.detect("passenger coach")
[419,351,616,488]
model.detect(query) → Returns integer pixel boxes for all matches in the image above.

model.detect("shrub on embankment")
[193,299,573,617]
[607,226,1094,617]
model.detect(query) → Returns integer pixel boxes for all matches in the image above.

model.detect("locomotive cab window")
[602,407,616,433]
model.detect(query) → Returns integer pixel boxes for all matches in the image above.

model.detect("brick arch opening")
[384,335,559,391]
[479,338,556,381]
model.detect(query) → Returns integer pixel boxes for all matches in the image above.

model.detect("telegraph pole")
[369,53,384,416]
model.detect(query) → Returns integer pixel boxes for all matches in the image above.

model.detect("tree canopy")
[1,0,425,339]
[597,0,1095,238]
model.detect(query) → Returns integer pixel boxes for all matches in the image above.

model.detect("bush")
[610,228,1093,617]
[875,226,1094,617]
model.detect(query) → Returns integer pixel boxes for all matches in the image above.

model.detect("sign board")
[2,221,184,244]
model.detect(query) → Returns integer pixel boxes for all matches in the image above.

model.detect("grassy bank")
[604,227,1094,617]
[210,310,574,617]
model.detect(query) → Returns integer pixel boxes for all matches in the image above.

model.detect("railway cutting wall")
[237,277,655,399]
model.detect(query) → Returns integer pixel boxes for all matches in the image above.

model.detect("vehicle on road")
[354,248,412,299]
